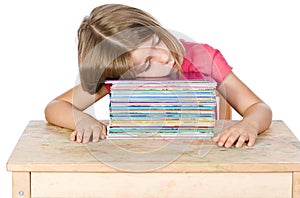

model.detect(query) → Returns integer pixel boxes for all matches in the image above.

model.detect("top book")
[105,72,217,86]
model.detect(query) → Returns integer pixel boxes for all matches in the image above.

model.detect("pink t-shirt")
[104,40,232,92]
[180,39,232,85]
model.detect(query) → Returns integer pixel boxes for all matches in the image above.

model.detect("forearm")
[44,100,93,130]
[241,102,272,134]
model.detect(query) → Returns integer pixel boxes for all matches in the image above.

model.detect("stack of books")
[105,72,217,139]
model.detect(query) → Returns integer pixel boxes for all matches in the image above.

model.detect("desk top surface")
[7,120,300,173]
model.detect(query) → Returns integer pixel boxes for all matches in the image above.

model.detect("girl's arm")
[44,85,108,143]
[214,71,272,148]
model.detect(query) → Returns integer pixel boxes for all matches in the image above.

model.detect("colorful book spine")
[105,72,217,139]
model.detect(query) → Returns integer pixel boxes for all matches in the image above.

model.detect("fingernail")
[92,139,98,143]
[218,142,224,147]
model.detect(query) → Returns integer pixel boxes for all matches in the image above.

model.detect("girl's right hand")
[70,116,107,143]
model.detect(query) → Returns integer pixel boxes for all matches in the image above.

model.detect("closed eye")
[138,35,161,73]
[143,59,151,71]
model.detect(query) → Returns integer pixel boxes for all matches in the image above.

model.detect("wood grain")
[7,120,300,173]
[12,172,30,198]
[31,172,292,198]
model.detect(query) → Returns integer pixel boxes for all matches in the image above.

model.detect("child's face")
[130,34,175,78]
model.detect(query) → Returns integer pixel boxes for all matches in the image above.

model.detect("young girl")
[45,3,272,148]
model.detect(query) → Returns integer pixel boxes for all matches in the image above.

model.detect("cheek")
[137,64,173,78]
[130,49,148,67]
[130,55,139,67]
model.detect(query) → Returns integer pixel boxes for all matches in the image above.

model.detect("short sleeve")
[180,39,232,85]
[104,84,112,93]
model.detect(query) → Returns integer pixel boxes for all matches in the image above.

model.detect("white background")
[1,0,299,197]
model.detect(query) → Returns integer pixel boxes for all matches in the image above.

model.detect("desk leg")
[12,172,30,198]
[294,172,300,198]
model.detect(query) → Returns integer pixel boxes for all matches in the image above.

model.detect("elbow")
[44,100,55,124]
[260,101,272,118]
[257,101,273,130]
[258,101,273,122]
[44,100,66,124]
[265,103,273,124]
[242,101,273,132]
[266,103,272,117]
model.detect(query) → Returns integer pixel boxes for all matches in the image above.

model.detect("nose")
[150,48,170,65]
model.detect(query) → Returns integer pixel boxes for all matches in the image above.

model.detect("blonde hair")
[78,4,185,94]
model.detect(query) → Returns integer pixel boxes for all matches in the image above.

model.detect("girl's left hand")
[213,121,258,148]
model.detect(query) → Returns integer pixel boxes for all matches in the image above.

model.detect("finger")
[224,131,240,148]
[216,129,232,147]
[92,126,101,143]
[235,133,248,148]
[76,128,84,143]
[100,125,107,140]
[212,133,220,142]
[83,128,92,144]
[247,133,257,147]
[70,131,77,141]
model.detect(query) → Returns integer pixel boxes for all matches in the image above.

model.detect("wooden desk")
[6,120,300,198]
